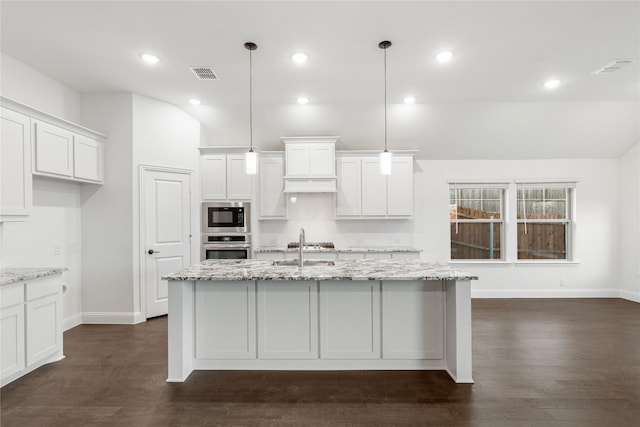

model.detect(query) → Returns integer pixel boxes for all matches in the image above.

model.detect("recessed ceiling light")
[189,98,201,106]
[544,79,561,90]
[140,53,160,65]
[292,53,308,64]
[435,51,454,64]
[297,97,309,105]
[403,96,416,104]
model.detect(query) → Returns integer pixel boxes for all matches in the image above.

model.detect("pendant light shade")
[379,40,393,175]
[244,42,258,175]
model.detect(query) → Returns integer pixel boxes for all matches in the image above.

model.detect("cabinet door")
[33,121,74,177]
[361,158,387,216]
[26,293,62,366]
[382,281,444,360]
[1,304,26,382]
[73,135,103,182]
[320,282,380,359]
[226,155,252,200]
[0,108,32,219]
[259,155,287,219]
[308,143,335,176]
[257,281,318,359]
[195,281,256,359]
[201,154,227,200]
[387,156,414,217]
[285,144,310,176]
[335,157,362,217]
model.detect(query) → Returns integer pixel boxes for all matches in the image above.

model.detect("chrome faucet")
[298,227,305,268]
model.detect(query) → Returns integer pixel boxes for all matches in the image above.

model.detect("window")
[450,184,506,260]
[517,183,574,260]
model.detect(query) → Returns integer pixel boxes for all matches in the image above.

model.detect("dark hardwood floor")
[1,298,639,426]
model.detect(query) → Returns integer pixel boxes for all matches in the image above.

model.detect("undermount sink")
[271,259,336,267]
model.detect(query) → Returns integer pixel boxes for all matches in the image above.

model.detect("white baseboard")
[82,311,146,324]
[63,313,83,331]
[619,289,640,303]
[471,288,620,299]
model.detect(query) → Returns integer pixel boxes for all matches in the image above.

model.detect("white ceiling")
[1,1,639,159]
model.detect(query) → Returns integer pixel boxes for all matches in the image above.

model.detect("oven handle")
[202,244,251,249]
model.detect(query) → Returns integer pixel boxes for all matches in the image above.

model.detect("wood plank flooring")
[1,298,639,426]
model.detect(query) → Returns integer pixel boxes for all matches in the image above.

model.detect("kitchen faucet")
[299,227,305,268]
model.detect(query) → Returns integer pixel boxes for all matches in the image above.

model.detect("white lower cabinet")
[0,275,63,387]
[0,296,25,381]
[320,281,380,359]
[382,281,444,360]
[26,293,62,366]
[257,281,318,359]
[195,281,256,359]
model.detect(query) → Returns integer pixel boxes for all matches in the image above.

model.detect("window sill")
[449,260,512,265]
[514,260,579,266]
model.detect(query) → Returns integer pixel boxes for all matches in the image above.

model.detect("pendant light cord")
[384,46,388,152]
[249,47,253,153]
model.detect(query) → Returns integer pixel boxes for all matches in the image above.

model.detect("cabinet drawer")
[25,276,61,301]
[0,283,24,309]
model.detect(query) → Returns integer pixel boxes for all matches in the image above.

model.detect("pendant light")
[379,40,392,175]
[244,42,258,175]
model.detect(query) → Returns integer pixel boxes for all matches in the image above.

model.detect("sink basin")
[271,259,336,267]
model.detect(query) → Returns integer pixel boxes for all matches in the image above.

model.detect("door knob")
[148,249,160,254]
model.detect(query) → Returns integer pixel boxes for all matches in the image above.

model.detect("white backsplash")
[258,193,415,248]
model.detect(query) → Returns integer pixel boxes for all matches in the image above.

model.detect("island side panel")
[167,280,194,382]
[445,279,474,383]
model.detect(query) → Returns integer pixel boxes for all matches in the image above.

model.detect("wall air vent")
[591,59,636,75]
[190,66,219,80]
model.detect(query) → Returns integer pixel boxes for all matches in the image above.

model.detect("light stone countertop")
[162,259,477,282]
[254,246,421,253]
[0,267,67,286]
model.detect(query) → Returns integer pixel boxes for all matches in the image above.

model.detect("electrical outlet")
[53,245,61,256]
[559,278,566,288]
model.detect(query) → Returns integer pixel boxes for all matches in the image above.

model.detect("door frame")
[139,164,194,320]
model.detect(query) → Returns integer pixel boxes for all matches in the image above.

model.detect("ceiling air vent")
[190,66,219,80]
[591,59,636,75]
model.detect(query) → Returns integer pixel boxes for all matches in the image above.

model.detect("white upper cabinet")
[258,154,287,219]
[335,154,414,219]
[387,156,414,216]
[200,151,253,201]
[335,157,362,217]
[361,157,388,216]
[282,137,338,193]
[1,107,32,221]
[2,97,106,188]
[33,121,74,178]
[226,155,252,200]
[73,135,103,182]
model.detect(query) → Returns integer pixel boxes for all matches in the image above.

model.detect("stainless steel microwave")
[201,202,250,233]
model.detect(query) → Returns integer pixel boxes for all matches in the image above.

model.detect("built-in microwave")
[201,202,250,233]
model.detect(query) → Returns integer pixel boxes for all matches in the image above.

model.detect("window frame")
[515,182,576,262]
[449,182,509,262]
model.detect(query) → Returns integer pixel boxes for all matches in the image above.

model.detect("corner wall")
[619,142,640,302]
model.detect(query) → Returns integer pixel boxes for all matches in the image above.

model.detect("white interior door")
[143,169,191,318]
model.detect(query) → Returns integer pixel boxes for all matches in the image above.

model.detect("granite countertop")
[254,246,422,253]
[0,267,67,286]
[162,259,477,282]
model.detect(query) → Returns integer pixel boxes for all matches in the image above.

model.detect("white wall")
[131,94,200,318]
[79,93,135,322]
[619,142,640,302]
[0,52,85,329]
[0,53,81,122]
[417,158,620,297]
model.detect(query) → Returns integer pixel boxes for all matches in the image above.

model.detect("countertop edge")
[0,267,68,286]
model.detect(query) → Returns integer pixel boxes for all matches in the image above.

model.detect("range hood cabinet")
[282,136,338,193]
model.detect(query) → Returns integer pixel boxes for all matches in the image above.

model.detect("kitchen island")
[162,259,478,383]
